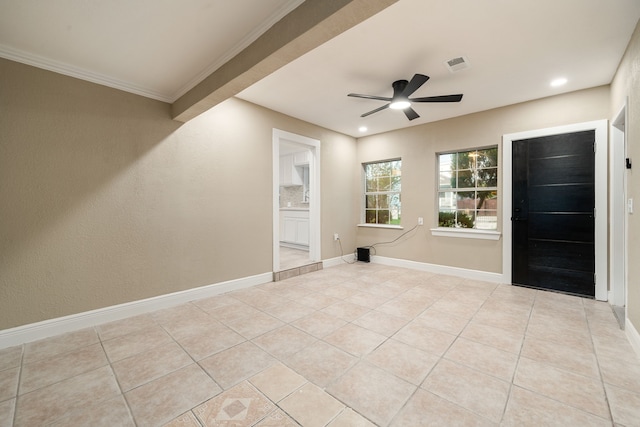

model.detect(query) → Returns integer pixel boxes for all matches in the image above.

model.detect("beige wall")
[0,58,358,330]
[610,19,640,332]
[356,86,610,273]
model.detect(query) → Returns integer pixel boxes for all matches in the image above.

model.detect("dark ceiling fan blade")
[402,74,429,97]
[348,93,392,102]
[403,107,420,121]
[361,104,390,117]
[410,94,463,103]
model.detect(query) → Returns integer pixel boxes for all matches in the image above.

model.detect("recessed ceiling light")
[358,126,368,132]
[551,77,568,87]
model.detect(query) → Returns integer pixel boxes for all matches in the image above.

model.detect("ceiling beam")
[171,0,398,122]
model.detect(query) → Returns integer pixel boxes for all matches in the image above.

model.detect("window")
[364,159,401,225]
[438,147,498,230]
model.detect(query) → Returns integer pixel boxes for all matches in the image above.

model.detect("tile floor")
[1,263,640,426]
[280,246,311,271]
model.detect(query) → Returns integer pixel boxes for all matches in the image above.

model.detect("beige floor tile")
[260,301,315,323]
[252,325,317,359]
[14,365,120,426]
[526,315,594,353]
[597,347,640,393]
[194,381,274,426]
[390,388,495,427]
[353,310,409,337]
[192,294,242,314]
[199,341,275,390]
[0,399,15,427]
[377,297,429,319]
[0,346,23,371]
[428,296,482,319]
[323,323,386,357]
[514,357,610,419]
[49,395,135,427]
[471,306,530,335]
[125,364,221,427]
[346,291,392,309]
[291,311,347,338]
[327,408,375,426]
[460,321,524,354]
[0,367,19,402]
[328,361,415,426]
[175,322,246,361]
[163,410,200,427]
[445,337,518,381]
[605,382,640,426]
[112,341,193,391]
[249,363,307,402]
[280,382,345,427]
[156,308,221,341]
[294,292,341,310]
[502,386,611,427]
[362,282,405,299]
[321,300,371,321]
[150,303,206,325]
[19,342,108,394]
[416,307,470,335]
[322,285,359,299]
[284,340,356,387]
[254,408,299,426]
[102,325,173,362]
[422,359,510,422]
[521,335,600,378]
[366,338,438,385]
[95,313,156,341]
[208,302,263,324]
[225,311,285,340]
[22,328,98,364]
[393,321,456,356]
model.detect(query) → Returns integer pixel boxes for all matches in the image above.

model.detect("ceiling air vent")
[444,56,470,73]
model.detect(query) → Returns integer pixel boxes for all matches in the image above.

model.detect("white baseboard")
[323,255,356,268]
[0,272,273,349]
[626,318,640,360]
[370,255,504,283]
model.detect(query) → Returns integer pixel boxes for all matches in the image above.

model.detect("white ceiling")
[2,0,639,137]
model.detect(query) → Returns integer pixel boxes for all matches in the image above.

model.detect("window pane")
[378,210,390,224]
[440,153,455,172]
[391,161,402,176]
[366,178,377,192]
[477,148,498,168]
[391,176,401,191]
[477,168,497,188]
[365,210,376,224]
[366,195,377,208]
[457,170,474,188]
[456,191,476,210]
[378,176,391,191]
[438,211,457,227]
[477,210,498,230]
[456,210,475,228]
[476,191,497,210]
[439,171,454,189]
[457,151,475,170]
[438,191,456,209]
[378,194,389,209]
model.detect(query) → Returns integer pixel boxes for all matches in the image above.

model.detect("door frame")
[610,103,628,307]
[502,120,608,300]
[272,129,321,272]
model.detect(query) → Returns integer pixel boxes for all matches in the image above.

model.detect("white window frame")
[359,159,402,229]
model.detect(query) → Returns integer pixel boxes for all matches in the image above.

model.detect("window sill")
[430,227,501,240]
[357,224,404,230]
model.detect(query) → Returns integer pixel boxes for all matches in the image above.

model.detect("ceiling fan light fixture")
[389,100,411,110]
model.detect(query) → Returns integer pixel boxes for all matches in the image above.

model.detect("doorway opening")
[611,103,628,327]
[272,129,321,274]
[502,120,608,300]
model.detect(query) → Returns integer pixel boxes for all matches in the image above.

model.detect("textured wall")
[0,58,358,329]
[356,86,610,273]
[610,19,640,332]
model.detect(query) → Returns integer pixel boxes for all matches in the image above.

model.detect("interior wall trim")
[0,272,272,350]
[626,317,640,359]
[369,255,504,283]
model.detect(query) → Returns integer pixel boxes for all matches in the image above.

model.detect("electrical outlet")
[334,233,339,241]
[418,217,424,225]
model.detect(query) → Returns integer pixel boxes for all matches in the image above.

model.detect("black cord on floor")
[337,238,357,264]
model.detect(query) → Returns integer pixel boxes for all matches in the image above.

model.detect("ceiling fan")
[348,74,463,121]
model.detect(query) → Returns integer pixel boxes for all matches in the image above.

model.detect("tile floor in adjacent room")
[2,263,640,426]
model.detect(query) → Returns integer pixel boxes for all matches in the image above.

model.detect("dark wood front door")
[512,130,595,297]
